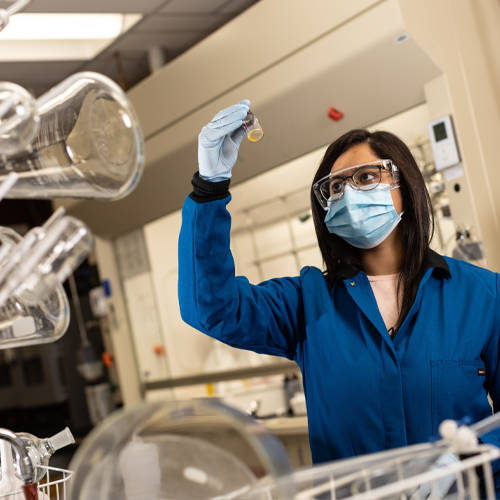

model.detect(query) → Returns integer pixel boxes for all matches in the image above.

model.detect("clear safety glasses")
[313,159,400,210]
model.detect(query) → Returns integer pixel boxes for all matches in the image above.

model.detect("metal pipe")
[6,0,31,16]
[148,45,167,73]
[113,52,127,91]
[68,273,90,346]
[0,428,35,484]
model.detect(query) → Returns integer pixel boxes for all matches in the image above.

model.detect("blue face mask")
[324,185,403,249]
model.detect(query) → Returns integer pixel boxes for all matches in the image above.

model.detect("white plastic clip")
[439,419,478,451]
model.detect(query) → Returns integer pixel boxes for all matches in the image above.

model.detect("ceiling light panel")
[159,0,231,14]
[0,13,142,61]
[19,0,162,14]
[0,13,142,39]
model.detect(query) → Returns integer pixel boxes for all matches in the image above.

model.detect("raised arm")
[178,102,305,360]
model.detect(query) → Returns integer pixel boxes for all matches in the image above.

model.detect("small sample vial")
[242,110,264,142]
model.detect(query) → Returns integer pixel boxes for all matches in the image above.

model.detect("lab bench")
[261,416,312,468]
[144,361,311,468]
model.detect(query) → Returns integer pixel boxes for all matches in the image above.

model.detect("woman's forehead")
[330,144,380,173]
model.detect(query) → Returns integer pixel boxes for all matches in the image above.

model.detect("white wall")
[113,228,171,383]
[399,0,500,270]
[94,236,143,407]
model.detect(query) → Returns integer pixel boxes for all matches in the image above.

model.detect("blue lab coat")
[178,179,500,483]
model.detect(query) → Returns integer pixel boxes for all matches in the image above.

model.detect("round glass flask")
[0,82,39,157]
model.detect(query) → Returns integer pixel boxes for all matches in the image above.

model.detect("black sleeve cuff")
[189,171,231,203]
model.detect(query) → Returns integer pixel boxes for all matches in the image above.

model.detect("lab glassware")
[0,434,35,500]
[76,343,104,382]
[15,428,75,483]
[0,227,69,349]
[0,82,39,157]
[242,110,264,143]
[68,399,292,500]
[0,440,25,500]
[0,290,69,349]
[0,454,72,500]
[0,428,74,500]
[0,72,145,200]
[70,400,500,500]
[0,212,95,309]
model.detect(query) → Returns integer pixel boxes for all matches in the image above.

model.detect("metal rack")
[236,443,500,500]
[144,360,300,391]
[0,466,73,500]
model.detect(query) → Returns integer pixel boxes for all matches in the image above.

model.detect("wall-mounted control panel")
[427,115,460,171]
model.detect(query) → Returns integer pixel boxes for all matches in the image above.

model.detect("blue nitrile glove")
[198,100,250,182]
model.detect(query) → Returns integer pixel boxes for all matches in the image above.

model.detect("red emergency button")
[328,107,344,122]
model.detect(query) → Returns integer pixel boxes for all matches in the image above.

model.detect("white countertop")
[260,415,308,435]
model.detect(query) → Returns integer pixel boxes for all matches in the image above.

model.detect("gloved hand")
[198,100,250,182]
[410,452,459,499]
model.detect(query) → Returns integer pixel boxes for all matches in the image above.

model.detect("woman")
[178,101,500,480]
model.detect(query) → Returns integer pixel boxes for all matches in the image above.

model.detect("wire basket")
[233,442,500,500]
[0,466,73,500]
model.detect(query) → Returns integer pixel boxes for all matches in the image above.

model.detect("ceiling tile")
[95,50,147,63]
[134,14,231,32]
[0,0,255,99]
[159,0,229,14]
[0,60,84,96]
[219,0,259,14]
[0,60,82,84]
[21,0,166,14]
[105,31,202,54]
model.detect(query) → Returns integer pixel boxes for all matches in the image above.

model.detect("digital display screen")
[433,122,448,142]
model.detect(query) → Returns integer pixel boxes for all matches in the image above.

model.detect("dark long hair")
[310,129,434,334]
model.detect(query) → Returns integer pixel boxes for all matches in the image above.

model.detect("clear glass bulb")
[68,400,292,500]
[0,82,39,157]
[15,428,75,482]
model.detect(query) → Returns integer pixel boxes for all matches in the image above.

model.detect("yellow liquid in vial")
[248,129,264,142]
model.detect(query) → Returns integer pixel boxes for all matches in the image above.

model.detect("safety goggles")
[313,159,400,210]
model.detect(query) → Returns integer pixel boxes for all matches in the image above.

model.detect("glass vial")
[242,110,264,143]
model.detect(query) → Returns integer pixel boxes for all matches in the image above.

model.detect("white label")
[428,116,461,170]
[444,164,464,182]
[12,316,36,337]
